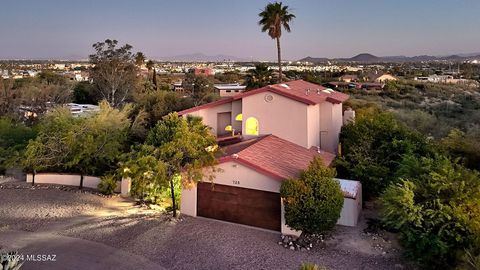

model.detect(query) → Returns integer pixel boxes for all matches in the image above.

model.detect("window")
[245,117,259,136]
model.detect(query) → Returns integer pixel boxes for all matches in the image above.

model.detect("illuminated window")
[245,117,259,136]
[235,113,243,121]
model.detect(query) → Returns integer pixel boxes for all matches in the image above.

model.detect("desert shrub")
[281,158,343,234]
[98,174,118,195]
[442,128,480,171]
[299,263,329,270]
[381,154,480,269]
[334,111,435,198]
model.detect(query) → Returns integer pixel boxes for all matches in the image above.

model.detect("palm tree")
[245,63,274,90]
[135,52,146,67]
[258,2,295,83]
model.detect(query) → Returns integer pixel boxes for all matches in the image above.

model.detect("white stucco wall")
[330,103,343,153]
[26,173,101,189]
[319,102,343,153]
[307,104,320,149]
[241,92,309,147]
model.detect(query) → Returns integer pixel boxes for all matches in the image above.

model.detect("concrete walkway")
[0,229,165,270]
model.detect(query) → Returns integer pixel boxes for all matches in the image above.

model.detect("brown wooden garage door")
[197,183,281,231]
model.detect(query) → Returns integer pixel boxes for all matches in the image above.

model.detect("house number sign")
[232,180,240,185]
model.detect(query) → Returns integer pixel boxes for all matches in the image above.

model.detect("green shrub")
[281,158,344,234]
[334,111,435,198]
[0,117,36,174]
[98,174,118,195]
[381,154,480,269]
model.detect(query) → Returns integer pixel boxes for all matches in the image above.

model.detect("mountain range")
[298,53,480,64]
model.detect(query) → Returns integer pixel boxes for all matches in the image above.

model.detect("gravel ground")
[0,180,114,232]
[0,183,412,270]
[63,216,409,270]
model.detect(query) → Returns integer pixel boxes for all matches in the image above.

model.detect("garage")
[197,182,281,231]
[180,135,361,236]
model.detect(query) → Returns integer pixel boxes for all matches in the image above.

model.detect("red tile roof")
[178,80,349,115]
[219,135,336,180]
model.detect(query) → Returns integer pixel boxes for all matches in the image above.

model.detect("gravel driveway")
[0,181,411,270]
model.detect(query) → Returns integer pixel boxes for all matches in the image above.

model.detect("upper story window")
[245,117,259,136]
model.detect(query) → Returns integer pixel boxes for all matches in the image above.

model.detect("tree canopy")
[89,39,139,107]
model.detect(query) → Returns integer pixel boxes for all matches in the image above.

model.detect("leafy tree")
[89,39,139,107]
[0,78,17,116]
[381,154,480,269]
[24,102,131,184]
[143,113,219,216]
[120,145,168,202]
[1,76,72,119]
[133,89,193,128]
[182,74,218,106]
[0,117,37,174]
[334,111,435,198]
[258,2,295,83]
[245,63,275,89]
[73,81,98,104]
[281,158,344,234]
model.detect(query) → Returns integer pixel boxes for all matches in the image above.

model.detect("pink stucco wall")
[241,92,309,147]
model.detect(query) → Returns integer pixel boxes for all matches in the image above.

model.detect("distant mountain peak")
[297,52,480,63]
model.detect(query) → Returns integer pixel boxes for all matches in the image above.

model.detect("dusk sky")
[0,0,479,60]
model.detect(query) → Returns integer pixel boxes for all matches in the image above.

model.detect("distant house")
[415,75,479,86]
[178,80,362,235]
[172,81,184,92]
[339,74,358,82]
[371,73,397,83]
[361,82,385,90]
[193,68,214,76]
[214,83,246,97]
[65,103,99,117]
[324,82,361,90]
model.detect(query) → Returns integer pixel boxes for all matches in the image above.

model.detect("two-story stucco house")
[179,80,361,235]
[178,80,349,153]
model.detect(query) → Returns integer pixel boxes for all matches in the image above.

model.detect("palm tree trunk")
[276,37,282,83]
